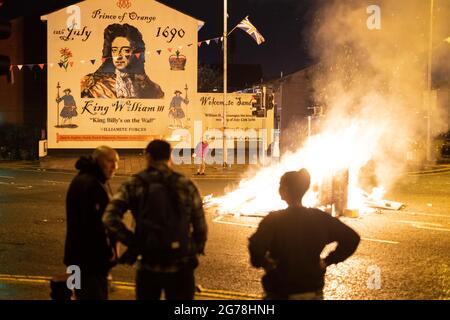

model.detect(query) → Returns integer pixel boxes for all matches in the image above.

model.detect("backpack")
[134,169,192,265]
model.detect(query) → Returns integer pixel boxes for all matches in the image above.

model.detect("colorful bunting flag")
[198,21,205,32]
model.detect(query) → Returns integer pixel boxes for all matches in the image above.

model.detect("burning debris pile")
[204,130,405,219]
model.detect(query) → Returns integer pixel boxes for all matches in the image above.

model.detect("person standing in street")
[64,146,120,300]
[249,169,360,300]
[194,137,210,175]
[103,139,207,300]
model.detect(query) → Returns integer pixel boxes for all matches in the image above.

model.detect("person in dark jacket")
[64,146,119,300]
[249,169,360,300]
[103,139,207,300]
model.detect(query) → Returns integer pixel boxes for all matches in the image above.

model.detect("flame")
[207,112,389,217]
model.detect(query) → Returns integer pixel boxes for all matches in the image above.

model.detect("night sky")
[0,0,320,78]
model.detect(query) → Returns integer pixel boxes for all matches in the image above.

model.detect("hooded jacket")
[63,156,115,275]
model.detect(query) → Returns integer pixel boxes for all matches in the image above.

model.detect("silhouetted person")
[249,169,360,300]
[103,139,207,300]
[64,146,119,300]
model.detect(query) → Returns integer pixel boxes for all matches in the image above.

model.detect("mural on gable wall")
[47,0,273,149]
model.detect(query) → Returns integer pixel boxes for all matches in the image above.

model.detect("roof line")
[154,0,204,24]
[40,0,205,24]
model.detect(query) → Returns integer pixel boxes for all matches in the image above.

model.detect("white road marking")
[360,237,399,244]
[213,216,400,244]
[410,225,450,232]
[212,215,256,228]
[43,180,66,184]
[400,211,450,219]
[395,220,444,227]
[193,177,241,181]
[16,186,33,190]
[393,219,450,232]
[0,176,14,179]
[2,168,74,176]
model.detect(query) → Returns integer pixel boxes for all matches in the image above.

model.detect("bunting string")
[8,17,263,73]
[8,36,226,72]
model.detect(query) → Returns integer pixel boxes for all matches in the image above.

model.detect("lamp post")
[222,0,228,167]
[426,0,434,162]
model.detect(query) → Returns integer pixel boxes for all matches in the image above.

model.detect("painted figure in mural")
[81,23,164,99]
[169,90,189,128]
[56,88,78,126]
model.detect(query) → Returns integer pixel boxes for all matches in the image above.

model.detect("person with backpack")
[248,169,360,300]
[103,139,207,300]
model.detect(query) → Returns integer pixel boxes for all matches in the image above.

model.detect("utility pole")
[222,0,228,167]
[426,0,434,162]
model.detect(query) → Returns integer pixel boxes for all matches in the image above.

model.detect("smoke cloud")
[305,0,450,190]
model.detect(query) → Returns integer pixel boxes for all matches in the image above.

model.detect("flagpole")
[222,0,228,167]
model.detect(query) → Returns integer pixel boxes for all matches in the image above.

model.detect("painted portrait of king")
[81,23,164,99]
